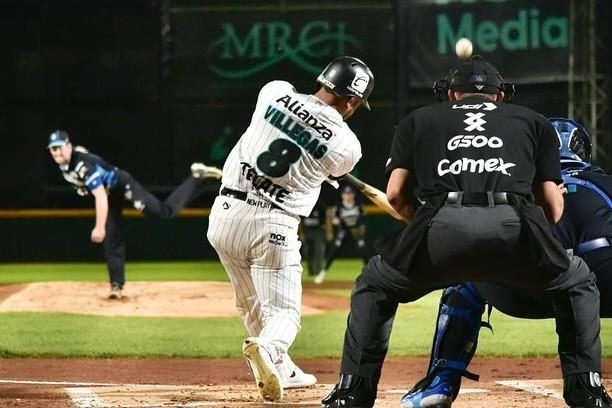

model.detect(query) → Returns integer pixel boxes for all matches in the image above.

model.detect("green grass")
[1,291,611,358]
[0,260,365,283]
[0,261,229,282]
[0,260,611,358]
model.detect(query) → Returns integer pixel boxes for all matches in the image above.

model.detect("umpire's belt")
[445,191,510,206]
[220,187,281,210]
[577,237,612,255]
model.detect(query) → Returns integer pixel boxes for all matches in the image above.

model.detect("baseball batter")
[206,56,374,402]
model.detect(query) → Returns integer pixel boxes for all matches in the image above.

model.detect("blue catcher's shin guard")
[401,283,489,408]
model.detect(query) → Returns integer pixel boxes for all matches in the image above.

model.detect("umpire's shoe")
[564,372,612,407]
[321,374,375,408]
[242,337,283,402]
[400,370,459,408]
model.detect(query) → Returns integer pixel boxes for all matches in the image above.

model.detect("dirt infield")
[0,281,348,317]
[0,357,610,407]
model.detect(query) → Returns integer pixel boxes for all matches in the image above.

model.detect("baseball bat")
[343,174,404,220]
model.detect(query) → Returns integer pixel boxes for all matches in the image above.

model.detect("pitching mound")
[0,281,347,318]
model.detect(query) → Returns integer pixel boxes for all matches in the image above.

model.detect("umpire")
[402,118,612,408]
[321,56,604,408]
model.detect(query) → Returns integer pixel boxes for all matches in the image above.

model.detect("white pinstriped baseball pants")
[207,194,303,371]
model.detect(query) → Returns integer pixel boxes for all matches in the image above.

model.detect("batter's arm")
[90,185,108,243]
[386,168,416,221]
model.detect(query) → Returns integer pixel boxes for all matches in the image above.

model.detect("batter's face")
[49,143,72,165]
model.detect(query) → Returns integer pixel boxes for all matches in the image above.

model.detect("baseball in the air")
[455,37,473,59]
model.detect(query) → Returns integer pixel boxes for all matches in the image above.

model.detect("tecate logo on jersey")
[448,135,504,150]
[437,157,516,176]
[240,162,290,203]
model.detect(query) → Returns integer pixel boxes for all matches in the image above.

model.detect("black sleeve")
[385,114,415,179]
[534,115,562,183]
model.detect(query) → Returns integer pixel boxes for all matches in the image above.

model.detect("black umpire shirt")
[378,95,564,272]
[385,95,562,196]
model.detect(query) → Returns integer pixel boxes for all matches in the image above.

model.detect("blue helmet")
[549,118,592,167]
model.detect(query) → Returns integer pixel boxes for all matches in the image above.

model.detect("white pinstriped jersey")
[221,80,362,216]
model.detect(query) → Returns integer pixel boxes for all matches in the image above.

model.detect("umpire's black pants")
[103,170,205,287]
[340,204,600,390]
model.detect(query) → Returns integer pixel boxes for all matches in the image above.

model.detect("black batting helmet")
[317,56,374,110]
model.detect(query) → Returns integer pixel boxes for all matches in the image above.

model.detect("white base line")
[0,379,178,388]
[65,387,104,408]
[497,380,563,400]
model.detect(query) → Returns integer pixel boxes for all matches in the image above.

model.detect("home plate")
[384,388,488,395]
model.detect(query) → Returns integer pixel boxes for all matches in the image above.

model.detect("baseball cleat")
[321,374,375,408]
[564,372,612,408]
[190,162,222,179]
[282,365,317,389]
[108,284,122,300]
[400,372,456,408]
[314,269,326,285]
[242,337,283,402]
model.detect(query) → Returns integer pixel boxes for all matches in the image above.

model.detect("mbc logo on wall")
[171,5,395,100]
[207,21,361,79]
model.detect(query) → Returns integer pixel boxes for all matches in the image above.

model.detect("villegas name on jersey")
[265,104,328,159]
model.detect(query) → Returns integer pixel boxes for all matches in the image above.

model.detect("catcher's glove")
[190,162,223,179]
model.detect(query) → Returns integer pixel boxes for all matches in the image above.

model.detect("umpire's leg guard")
[401,283,488,407]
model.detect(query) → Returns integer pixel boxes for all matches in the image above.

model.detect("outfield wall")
[1,208,401,262]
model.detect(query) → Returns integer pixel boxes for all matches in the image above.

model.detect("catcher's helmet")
[317,56,374,110]
[433,55,515,102]
[549,117,592,166]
